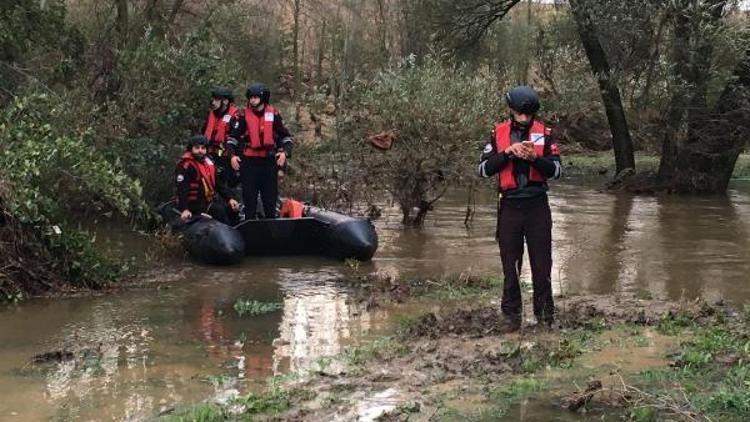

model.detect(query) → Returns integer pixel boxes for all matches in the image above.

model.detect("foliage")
[0,94,144,297]
[0,1,84,102]
[338,55,504,225]
[237,387,296,416]
[233,298,283,317]
[75,27,243,204]
[0,94,144,222]
[162,403,226,422]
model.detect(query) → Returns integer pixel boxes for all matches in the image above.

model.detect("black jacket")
[175,156,235,212]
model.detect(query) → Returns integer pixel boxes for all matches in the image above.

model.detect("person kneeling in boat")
[225,83,293,219]
[176,135,240,224]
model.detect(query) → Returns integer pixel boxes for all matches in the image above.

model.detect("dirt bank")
[165,286,748,421]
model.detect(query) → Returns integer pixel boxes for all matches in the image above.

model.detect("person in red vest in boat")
[226,83,293,219]
[175,135,240,224]
[478,85,562,330]
[202,86,238,161]
[202,87,239,188]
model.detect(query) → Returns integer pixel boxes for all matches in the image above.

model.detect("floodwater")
[1,179,750,420]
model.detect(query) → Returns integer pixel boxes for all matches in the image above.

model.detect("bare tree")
[437,0,522,45]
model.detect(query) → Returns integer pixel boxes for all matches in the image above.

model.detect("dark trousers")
[239,159,278,219]
[497,196,554,322]
[210,154,240,188]
[188,199,238,225]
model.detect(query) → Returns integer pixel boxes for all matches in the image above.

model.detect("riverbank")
[164,275,750,421]
[563,152,750,179]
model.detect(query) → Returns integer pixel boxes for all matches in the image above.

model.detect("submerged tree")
[340,56,503,226]
[568,0,636,176]
[658,0,749,192]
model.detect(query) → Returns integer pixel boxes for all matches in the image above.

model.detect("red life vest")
[494,120,550,191]
[279,198,304,219]
[243,104,277,157]
[178,152,216,203]
[204,105,238,156]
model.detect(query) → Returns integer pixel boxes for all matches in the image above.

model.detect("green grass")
[633,311,750,421]
[478,378,549,419]
[161,404,226,422]
[563,152,660,177]
[423,274,503,302]
[233,298,282,317]
[344,335,408,367]
[161,387,308,421]
[563,152,750,178]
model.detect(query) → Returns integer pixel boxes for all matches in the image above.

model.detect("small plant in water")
[3,291,23,303]
[234,299,282,317]
[344,258,361,271]
[204,374,233,388]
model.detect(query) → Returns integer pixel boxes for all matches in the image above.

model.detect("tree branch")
[438,0,522,45]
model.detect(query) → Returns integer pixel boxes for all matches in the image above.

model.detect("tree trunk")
[669,46,750,192]
[659,0,739,192]
[145,0,164,37]
[569,0,636,175]
[292,0,302,100]
[115,0,128,47]
[376,0,389,63]
[167,0,185,28]
[657,8,691,180]
[316,20,326,84]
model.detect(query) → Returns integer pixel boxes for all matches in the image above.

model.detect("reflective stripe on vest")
[179,152,216,203]
[204,106,238,149]
[494,120,547,191]
[243,104,276,157]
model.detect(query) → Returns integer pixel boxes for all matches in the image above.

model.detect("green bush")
[338,55,504,225]
[78,28,243,204]
[0,1,84,102]
[0,93,144,294]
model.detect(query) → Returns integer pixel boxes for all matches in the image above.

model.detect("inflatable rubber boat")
[235,204,378,261]
[159,205,246,265]
[159,199,378,264]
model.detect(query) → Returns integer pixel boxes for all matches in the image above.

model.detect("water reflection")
[273,270,382,374]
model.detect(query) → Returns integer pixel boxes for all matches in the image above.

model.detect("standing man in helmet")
[478,85,562,330]
[226,82,293,219]
[176,135,240,224]
[203,86,238,161]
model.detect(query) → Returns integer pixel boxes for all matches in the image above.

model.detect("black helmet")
[505,85,540,115]
[187,134,209,149]
[211,86,234,102]
[246,82,270,104]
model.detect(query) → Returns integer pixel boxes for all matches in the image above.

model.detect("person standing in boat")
[477,85,562,330]
[226,83,293,219]
[176,135,240,224]
[202,86,238,162]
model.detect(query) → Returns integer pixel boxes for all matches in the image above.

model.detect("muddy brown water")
[1,180,750,420]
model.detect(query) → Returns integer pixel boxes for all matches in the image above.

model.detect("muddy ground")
[218,283,726,421]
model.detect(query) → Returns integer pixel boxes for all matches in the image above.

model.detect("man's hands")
[228,198,240,211]
[504,142,536,161]
[275,150,286,167]
[231,155,241,171]
[180,209,192,221]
